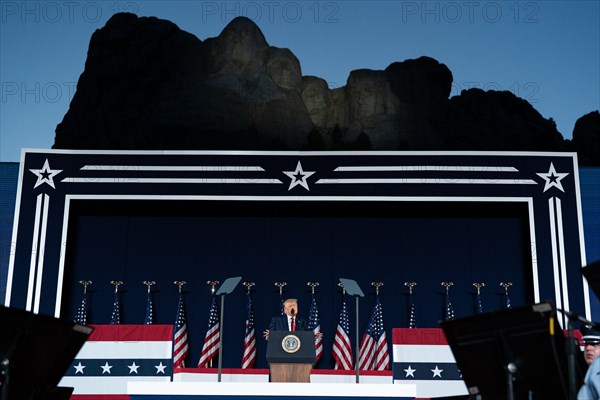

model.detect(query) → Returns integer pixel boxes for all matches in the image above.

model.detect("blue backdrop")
[4,151,593,370]
[63,199,530,369]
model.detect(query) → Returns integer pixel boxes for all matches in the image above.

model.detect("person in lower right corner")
[578,326,600,399]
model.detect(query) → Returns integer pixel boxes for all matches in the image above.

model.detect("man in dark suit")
[263,298,308,340]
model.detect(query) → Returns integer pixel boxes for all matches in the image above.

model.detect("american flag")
[358,296,390,370]
[110,292,121,324]
[172,294,189,368]
[74,293,88,325]
[198,296,220,367]
[332,294,353,370]
[476,291,483,314]
[145,292,154,324]
[308,295,323,363]
[408,299,417,329]
[241,294,256,368]
[444,292,455,321]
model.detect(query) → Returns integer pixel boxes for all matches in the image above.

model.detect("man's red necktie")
[291,317,296,331]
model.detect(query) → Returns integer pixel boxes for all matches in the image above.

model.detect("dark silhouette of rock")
[444,89,565,151]
[571,111,600,166]
[54,14,312,150]
[54,13,599,165]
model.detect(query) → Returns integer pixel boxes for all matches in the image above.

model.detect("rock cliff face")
[54,13,599,165]
[55,13,312,150]
[570,111,600,165]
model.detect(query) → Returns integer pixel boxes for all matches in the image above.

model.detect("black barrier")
[0,306,93,400]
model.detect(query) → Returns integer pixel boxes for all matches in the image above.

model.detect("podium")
[266,331,316,382]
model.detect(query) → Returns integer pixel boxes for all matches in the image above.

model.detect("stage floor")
[127,382,417,399]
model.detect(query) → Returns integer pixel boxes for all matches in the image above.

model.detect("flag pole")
[274,282,287,315]
[76,280,92,325]
[143,280,155,325]
[110,280,123,324]
[441,282,455,321]
[143,280,155,294]
[173,281,188,369]
[80,280,92,295]
[404,282,416,328]
[473,282,485,314]
[500,282,513,309]
[242,281,256,369]
[307,282,321,364]
[207,281,219,369]
[371,282,384,371]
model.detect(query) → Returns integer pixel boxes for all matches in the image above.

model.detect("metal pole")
[567,320,578,400]
[507,362,516,400]
[218,294,225,382]
[1,358,10,400]
[355,295,360,384]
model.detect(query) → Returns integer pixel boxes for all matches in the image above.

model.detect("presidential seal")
[281,334,301,353]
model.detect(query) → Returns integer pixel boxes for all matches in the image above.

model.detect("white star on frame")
[404,365,416,377]
[73,362,86,374]
[29,158,62,189]
[431,365,443,378]
[100,362,113,374]
[155,362,167,374]
[536,162,569,193]
[282,161,315,191]
[128,361,140,374]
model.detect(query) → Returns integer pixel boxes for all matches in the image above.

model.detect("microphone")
[291,308,295,316]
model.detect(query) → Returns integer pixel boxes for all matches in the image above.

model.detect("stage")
[3,149,592,399]
[126,382,416,399]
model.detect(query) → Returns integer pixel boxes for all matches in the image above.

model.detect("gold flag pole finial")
[307,282,320,294]
[242,281,255,294]
[274,282,287,296]
[174,281,186,293]
[207,280,219,295]
[143,280,156,294]
[79,280,92,294]
[441,282,454,295]
[500,282,513,295]
[404,282,417,295]
[371,281,384,296]
[473,282,485,295]
[110,280,123,293]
